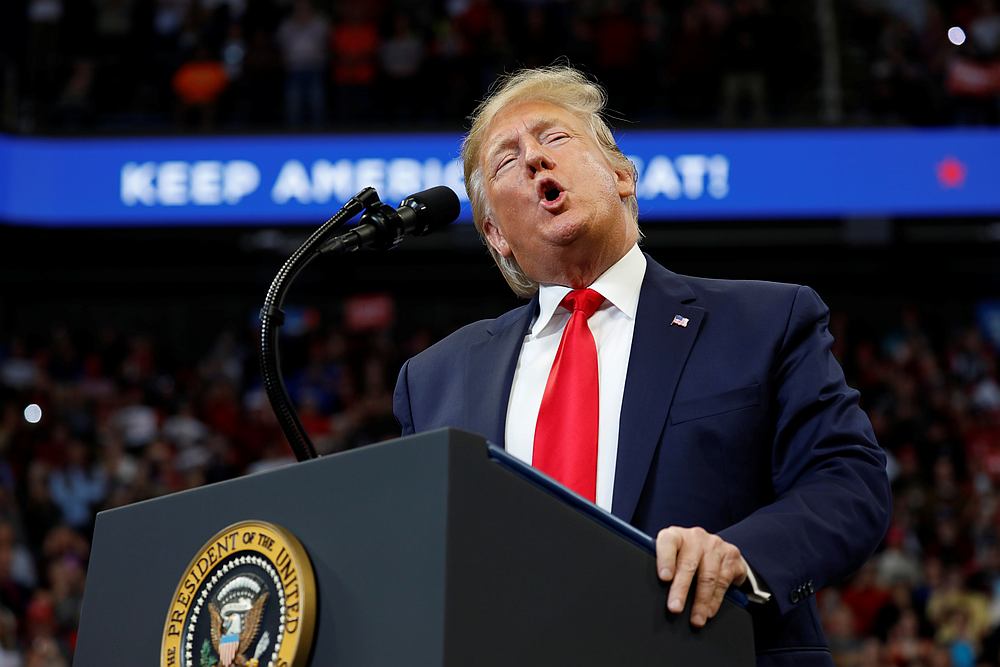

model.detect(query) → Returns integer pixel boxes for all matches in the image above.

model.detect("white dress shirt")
[505,243,646,512]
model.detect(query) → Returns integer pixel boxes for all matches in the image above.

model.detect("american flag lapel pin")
[671,314,690,328]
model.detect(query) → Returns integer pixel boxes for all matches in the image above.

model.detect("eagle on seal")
[208,592,268,667]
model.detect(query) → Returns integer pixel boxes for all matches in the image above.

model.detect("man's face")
[479,99,636,287]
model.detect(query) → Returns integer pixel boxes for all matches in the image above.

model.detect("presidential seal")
[161,520,316,667]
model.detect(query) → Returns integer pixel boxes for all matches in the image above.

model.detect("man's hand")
[656,526,747,628]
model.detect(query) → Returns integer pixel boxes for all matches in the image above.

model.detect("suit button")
[790,589,801,604]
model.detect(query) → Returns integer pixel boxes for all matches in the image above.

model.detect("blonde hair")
[461,66,640,298]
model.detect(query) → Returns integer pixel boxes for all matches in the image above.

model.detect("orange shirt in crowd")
[172,61,229,105]
[330,22,378,85]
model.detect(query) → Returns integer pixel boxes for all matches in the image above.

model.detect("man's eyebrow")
[484,116,565,163]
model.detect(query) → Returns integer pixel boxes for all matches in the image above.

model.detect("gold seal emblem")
[161,520,316,667]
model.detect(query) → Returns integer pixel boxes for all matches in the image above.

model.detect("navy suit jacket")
[393,255,891,667]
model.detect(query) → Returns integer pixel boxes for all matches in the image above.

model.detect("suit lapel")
[612,258,704,522]
[464,296,537,447]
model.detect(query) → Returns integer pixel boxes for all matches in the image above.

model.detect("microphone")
[261,184,459,462]
[320,186,460,253]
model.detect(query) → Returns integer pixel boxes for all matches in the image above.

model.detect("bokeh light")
[23,404,42,424]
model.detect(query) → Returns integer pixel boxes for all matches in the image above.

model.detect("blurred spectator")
[0,607,20,667]
[512,5,560,71]
[110,387,158,450]
[593,1,641,115]
[426,7,473,119]
[47,441,106,532]
[24,0,64,125]
[276,0,328,127]
[672,0,729,121]
[719,0,771,124]
[21,466,60,559]
[240,27,285,126]
[972,372,1000,412]
[871,581,921,642]
[945,60,1000,124]
[199,330,245,386]
[823,591,863,663]
[161,400,208,449]
[153,0,189,43]
[221,22,245,81]
[23,593,69,666]
[218,23,248,124]
[52,60,96,129]
[171,44,229,129]
[46,556,84,648]
[563,12,595,73]
[928,567,991,644]
[843,562,893,637]
[0,531,30,620]
[637,0,670,119]
[971,0,1000,57]
[869,13,940,124]
[0,521,37,593]
[379,12,426,120]
[886,607,933,664]
[1,340,39,392]
[98,435,139,510]
[876,525,923,588]
[94,0,137,114]
[329,5,378,122]
[200,379,241,441]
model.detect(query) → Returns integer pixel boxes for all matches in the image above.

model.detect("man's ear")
[615,164,636,200]
[483,218,512,258]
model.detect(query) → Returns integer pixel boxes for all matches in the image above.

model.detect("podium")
[75,428,755,665]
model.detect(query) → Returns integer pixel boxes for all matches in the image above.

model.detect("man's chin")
[542,213,590,247]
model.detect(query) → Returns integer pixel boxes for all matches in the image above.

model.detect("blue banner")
[1,128,998,226]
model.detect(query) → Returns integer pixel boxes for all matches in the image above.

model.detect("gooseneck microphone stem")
[260,185,460,462]
[259,187,380,462]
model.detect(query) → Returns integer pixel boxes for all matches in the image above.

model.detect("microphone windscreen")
[402,186,461,232]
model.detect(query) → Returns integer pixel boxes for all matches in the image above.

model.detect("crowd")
[7,0,1000,132]
[822,308,1000,666]
[0,290,997,665]
[0,301,423,665]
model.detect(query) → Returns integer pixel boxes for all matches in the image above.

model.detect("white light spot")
[948,26,966,45]
[23,404,42,424]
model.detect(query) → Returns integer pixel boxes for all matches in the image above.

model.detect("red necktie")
[532,288,604,501]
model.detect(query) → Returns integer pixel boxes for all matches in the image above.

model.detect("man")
[393,66,890,666]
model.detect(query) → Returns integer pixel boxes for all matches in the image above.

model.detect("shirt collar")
[531,244,647,337]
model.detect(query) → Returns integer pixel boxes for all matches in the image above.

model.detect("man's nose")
[524,140,555,174]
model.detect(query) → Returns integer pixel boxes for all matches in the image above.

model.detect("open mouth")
[537,178,565,208]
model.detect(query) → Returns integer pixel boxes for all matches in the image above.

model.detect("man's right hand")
[655,526,747,628]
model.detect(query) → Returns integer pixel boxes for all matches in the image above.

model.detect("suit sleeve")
[718,285,891,616]
[393,359,416,436]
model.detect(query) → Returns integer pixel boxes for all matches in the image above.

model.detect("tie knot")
[561,288,604,319]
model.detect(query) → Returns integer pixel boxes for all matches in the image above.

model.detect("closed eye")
[544,132,570,144]
[495,156,515,174]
